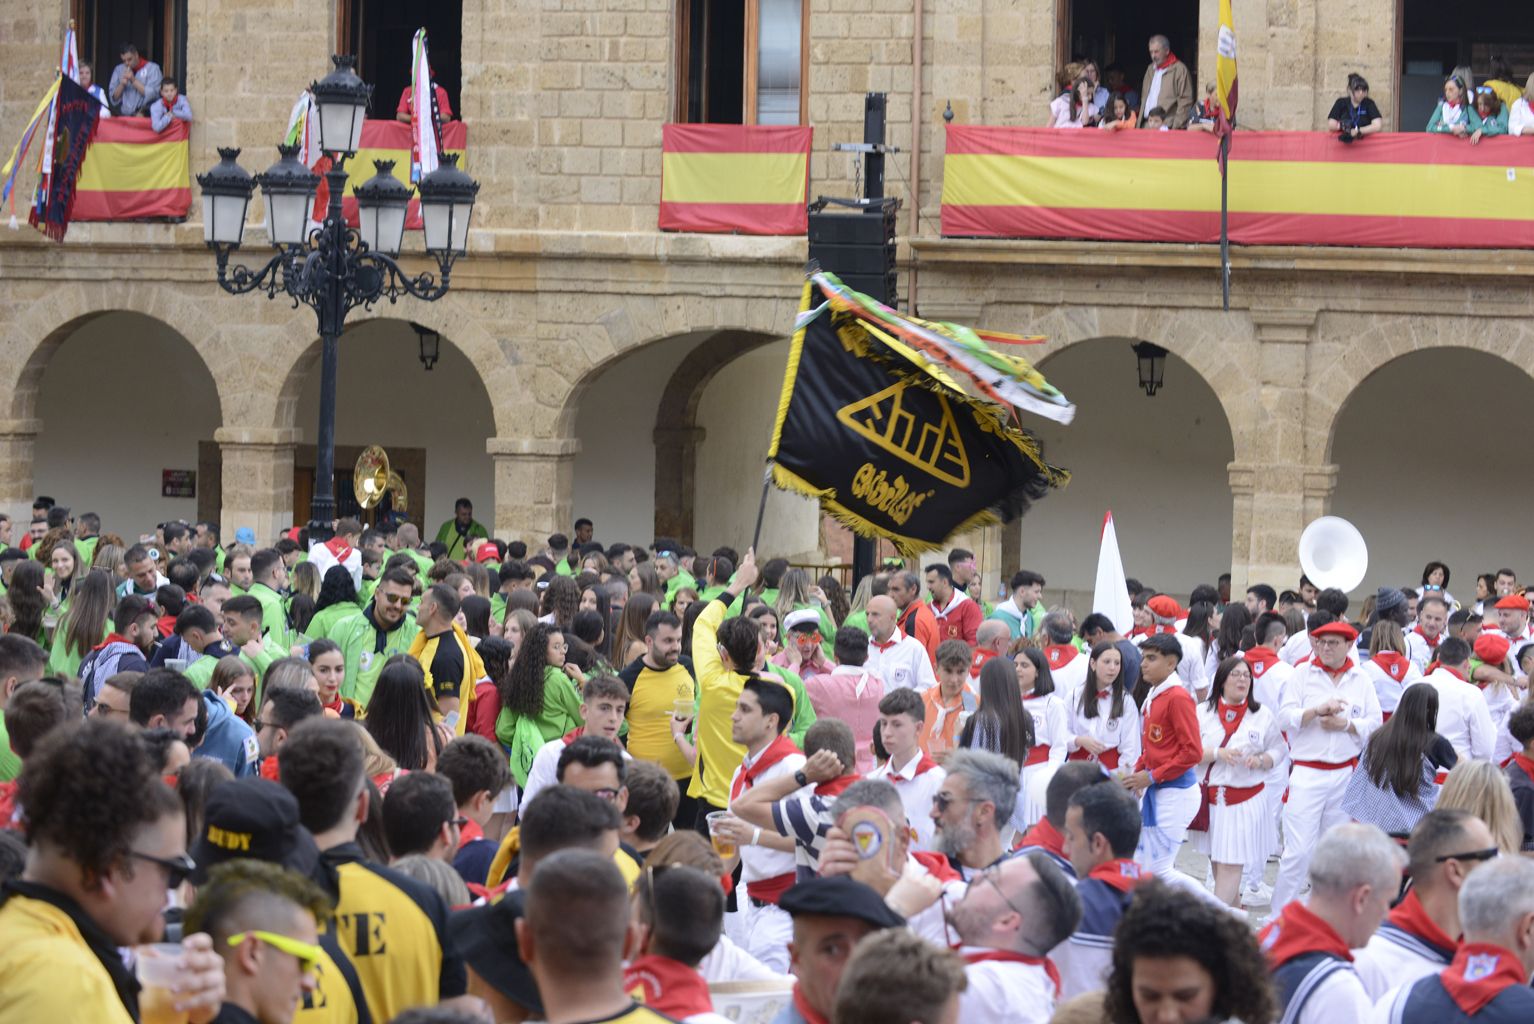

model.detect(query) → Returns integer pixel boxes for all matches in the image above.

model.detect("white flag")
[1092,511,1133,635]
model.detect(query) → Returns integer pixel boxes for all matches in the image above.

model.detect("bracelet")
[751,826,762,847]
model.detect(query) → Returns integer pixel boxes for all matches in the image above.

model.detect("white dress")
[1019,692,1069,829]
[1194,702,1286,867]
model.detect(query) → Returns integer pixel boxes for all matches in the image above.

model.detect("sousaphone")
[353,446,391,509]
[1297,516,1368,593]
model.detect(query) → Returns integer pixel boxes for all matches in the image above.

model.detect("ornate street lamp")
[196,55,477,541]
[1133,342,1167,397]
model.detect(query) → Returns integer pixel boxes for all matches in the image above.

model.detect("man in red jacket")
[925,564,981,646]
[1122,633,1201,882]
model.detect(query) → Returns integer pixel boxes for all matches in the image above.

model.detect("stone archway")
[1327,344,1534,593]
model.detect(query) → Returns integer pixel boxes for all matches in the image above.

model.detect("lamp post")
[196,55,479,541]
[1132,342,1167,397]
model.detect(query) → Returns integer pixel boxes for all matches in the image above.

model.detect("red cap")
[1309,621,1358,643]
[1494,594,1530,612]
[284,526,303,543]
[1475,633,1511,666]
[476,545,501,564]
[1146,595,1182,620]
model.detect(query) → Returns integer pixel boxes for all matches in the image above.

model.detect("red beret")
[1146,595,1183,619]
[1494,594,1530,612]
[1309,621,1358,643]
[1475,633,1511,666]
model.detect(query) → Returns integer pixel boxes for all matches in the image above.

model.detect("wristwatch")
[793,769,810,787]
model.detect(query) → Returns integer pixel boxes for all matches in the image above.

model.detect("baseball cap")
[234,527,256,545]
[189,778,322,885]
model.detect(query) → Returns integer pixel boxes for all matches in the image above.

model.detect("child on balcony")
[149,79,193,133]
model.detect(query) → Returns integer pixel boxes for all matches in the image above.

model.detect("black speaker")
[808,203,898,307]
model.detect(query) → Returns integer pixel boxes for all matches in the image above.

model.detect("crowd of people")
[4,495,1534,1023]
[1048,34,1534,143]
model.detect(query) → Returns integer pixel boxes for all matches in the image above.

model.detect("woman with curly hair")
[1104,878,1277,1024]
[495,622,584,788]
[541,574,581,631]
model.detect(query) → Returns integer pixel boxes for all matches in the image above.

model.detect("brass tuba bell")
[353,445,391,510]
[384,470,408,515]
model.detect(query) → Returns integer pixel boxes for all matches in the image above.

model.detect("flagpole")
[1220,131,1230,312]
[751,466,772,553]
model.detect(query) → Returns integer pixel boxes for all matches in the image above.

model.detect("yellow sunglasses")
[227,931,323,974]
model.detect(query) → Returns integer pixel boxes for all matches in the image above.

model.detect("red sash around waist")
[1023,744,1052,767]
[1291,757,1358,772]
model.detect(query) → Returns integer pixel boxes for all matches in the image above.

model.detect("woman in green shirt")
[496,622,585,788]
[48,570,113,679]
[306,565,362,643]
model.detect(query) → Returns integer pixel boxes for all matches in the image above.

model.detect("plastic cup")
[136,944,190,1024]
[672,698,694,719]
[706,811,737,859]
[165,658,188,674]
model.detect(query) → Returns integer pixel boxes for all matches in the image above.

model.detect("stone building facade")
[0,0,1529,600]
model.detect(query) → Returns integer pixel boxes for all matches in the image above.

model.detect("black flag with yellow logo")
[768,277,1068,556]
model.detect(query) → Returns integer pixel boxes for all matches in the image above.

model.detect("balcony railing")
[940,126,1534,249]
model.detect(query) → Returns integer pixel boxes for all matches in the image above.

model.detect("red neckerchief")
[791,985,831,1024]
[456,817,485,850]
[1511,753,1534,787]
[730,733,802,801]
[1440,942,1528,1015]
[321,696,345,715]
[260,756,280,782]
[132,56,148,72]
[1017,817,1067,860]
[1127,627,1150,639]
[1371,651,1409,682]
[892,752,942,779]
[625,954,715,1019]
[562,726,586,744]
[1086,858,1145,894]
[1259,900,1353,969]
[911,849,964,884]
[962,948,1062,998]
[1386,889,1458,953]
[1439,665,1468,683]
[323,536,354,563]
[1217,700,1249,745]
[156,614,176,638]
[970,647,997,678]
[1413,626,1441,650]
[1156,52,1179,70]
[1245,646,1282,680]
[816,774,861,797]
[1044,644,1078,669]
[1317,657,1356,681]
[94,632,130,652]
[871,629,903,652]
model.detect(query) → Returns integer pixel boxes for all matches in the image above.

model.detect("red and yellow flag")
[659,124,811,235]
[74,117,190,221]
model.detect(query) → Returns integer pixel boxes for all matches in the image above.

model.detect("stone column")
[216,427,299,547]
[0,419,39,526]
[652,426,705,546]
[1228,309,1324,591]
[488,437,582,544]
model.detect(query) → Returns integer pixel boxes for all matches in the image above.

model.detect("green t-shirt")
[326,606,421,709]
[248,582,291,652]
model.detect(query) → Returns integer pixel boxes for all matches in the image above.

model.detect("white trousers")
[1134,781,1201,879]
[1271,765,1353,911]
[742,899,793,974]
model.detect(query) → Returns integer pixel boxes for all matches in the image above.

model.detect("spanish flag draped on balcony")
[767,272,1072,556]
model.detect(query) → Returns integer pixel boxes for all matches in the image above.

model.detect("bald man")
[864,594,937,692]
[969,619,1011,681]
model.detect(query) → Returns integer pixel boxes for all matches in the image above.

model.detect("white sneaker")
[1242,881,1274,906]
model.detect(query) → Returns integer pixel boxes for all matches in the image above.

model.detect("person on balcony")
[1080,61,1111,112]
[397,71,455,122]
[1511,74,1534,136]
[1139,35,1192,129]
[1469,88,1509,144]
[1327,73,1381,144]
[1103,63,1139,118]
[1098,94,1137,132]
[78,63,111,118]
[1049,76,1099,129]
[108,41,162,117]
[149,79,193,133]
[1426,75,1473,136]
[1482,58,1524,108]
[1186,83,1219,132]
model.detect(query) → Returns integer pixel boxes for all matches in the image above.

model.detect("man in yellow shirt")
[618,608,697,825]
[0,719,225,1023]
[686,548,762,827]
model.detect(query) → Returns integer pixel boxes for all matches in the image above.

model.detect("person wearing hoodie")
[195,685,259,777]
[989,570,1045,641]
[78,595,157,710]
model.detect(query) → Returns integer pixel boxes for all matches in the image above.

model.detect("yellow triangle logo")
[836,380,970,487]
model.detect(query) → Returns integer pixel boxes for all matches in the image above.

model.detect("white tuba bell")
[1297,516,1368,593]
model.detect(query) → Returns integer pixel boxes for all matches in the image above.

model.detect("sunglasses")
[129,850,197,889]
[932,791,975,812]
[1435,847,1500,864]
[228,930,323,974]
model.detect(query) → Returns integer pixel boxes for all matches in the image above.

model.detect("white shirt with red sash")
[1279,659,1380,766]
[958,945,1059,1024]
[1064,686,1141,773]
[307,534,363,591]
[865,749,945,852]
[1405,626,1443,674]
[1413,667,1496,764]
[730,733,807,900]
[1363,651,1421,716]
